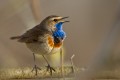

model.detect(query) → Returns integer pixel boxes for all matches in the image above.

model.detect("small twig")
[60,47,63,75]
[60,47,65,80]
[70,54,75,73]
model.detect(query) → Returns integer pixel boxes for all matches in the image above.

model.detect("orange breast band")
[48,36,63,48]
[48,36,54,47]
[54,41,62,48]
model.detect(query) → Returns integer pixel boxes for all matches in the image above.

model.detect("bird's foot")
[31,65,41,76]
[46,64,55,75]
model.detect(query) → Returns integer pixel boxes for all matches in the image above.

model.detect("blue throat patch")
[53,22,66,40]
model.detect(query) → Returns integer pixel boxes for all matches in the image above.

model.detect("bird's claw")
[46,64,55,75]
[31,65,41,76]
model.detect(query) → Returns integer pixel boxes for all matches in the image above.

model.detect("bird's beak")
[61,16,70,23]
[61,16,69,20]
[63,21,70,23]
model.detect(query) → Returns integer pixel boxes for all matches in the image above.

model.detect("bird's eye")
[54,19,57,22]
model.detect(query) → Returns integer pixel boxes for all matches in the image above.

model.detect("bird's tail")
[10,36,21,40]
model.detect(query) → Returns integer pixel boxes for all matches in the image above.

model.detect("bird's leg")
[42,55,55,75]
[31,53,41,75]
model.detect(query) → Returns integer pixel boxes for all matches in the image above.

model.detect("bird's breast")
[26,34,63,55]
[47,36,54,48]
[47,36,63,48]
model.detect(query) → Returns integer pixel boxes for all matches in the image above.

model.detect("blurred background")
[0,0,120,79]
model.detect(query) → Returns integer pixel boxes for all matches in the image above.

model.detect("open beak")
[63,21,70,23]
[60,16,70,23]
[61,16,69,19]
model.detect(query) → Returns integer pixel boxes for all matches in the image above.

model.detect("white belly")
[26,42,53,55]
[51,47,61,54]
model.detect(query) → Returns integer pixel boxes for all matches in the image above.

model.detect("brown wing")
[17,25,51,43]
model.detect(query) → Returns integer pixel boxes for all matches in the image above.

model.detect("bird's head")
[41,15,69,31]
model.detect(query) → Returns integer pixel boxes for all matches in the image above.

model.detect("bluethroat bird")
[10,15,69,75]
